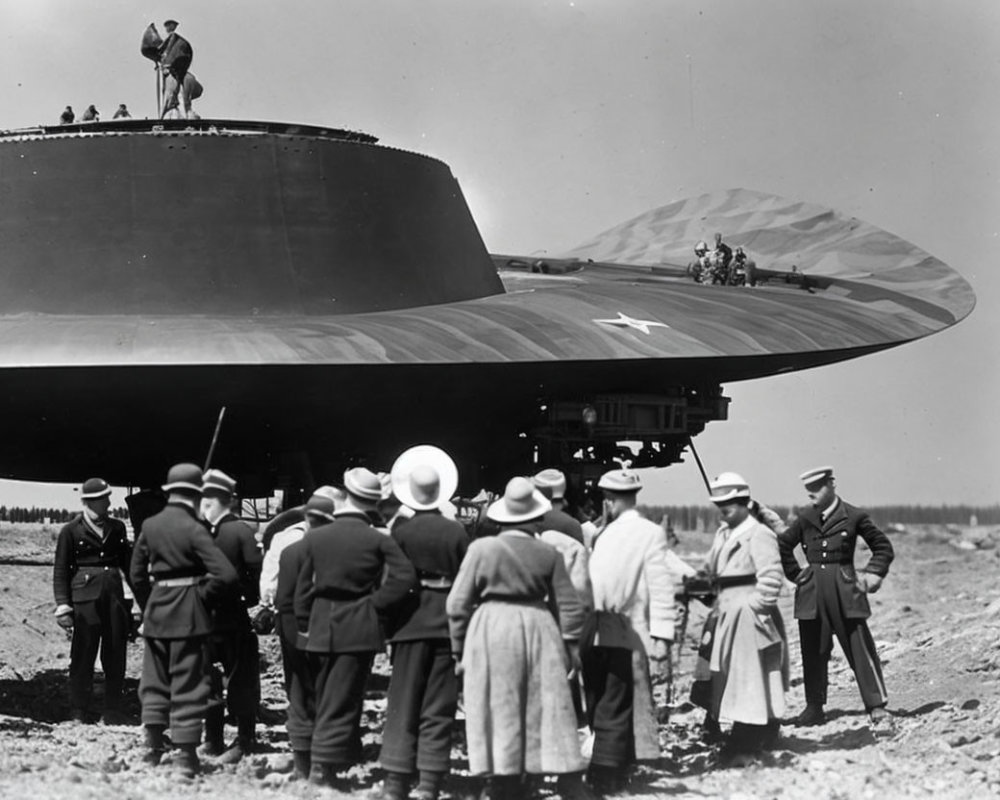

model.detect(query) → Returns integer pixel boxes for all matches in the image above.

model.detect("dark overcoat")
[130,502,238,638]
[778,501,894,620]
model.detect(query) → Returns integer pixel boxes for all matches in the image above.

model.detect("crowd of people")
[52,448,896,799]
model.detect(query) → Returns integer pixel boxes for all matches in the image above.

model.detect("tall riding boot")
[292,750,311,780]
[143,723,167,766]
[201,705,226,757]
[414,769,445,800]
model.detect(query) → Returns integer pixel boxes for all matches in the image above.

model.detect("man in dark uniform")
[130,463,238,777]
[158,19,193,118]
[532,467,585,545]
[294,467,417,788]
[377,446,468,800]
[53,477,133,724]
[276,493,337,781]
[777,466,894,729]
[199,469,263,763]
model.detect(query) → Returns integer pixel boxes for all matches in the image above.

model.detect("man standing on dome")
[130,463,238,777]
[777,466,894,730]
[199,469,263,764]
[53,478,133,724]
[581,468,675,795]
[157,19,193,119]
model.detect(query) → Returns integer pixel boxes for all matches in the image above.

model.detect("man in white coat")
[581,467,675,795]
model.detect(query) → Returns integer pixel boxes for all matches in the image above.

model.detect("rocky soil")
[0,522,999,799]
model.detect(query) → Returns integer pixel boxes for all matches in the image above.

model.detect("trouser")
[799,612,888,710]
[278,613,317,752]
[311,650,374,766]
[581,645,635,769]
[206,628,261,718]
[139,635,210,745]
[69,590,130,711]
[380,639,458,774]
[162,71,191,116]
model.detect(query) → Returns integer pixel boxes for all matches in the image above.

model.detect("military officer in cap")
[293,467,417,788]
[199,468,264,763]
[581,467,675,795]
[130,463,238,777]
[275,493,338,781]
[777,466,894,728]
[376,446,469,800]
[53,477,134,723]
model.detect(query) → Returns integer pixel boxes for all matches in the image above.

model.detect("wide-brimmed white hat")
[390,445,459,512]
[709,471,751,504]
[343,467,383,502]
[487,476,551,524]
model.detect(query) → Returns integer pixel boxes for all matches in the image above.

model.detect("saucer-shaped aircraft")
[0,118,974,495]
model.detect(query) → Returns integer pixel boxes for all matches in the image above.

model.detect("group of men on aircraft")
[53,453,894,798]
[690,232,758,286]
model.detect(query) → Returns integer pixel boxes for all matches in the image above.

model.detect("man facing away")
[199,468,263,763]
[53,478,133,723]
[581,468,675,795]
[293,467,417,788]
[130,462,238,777]
[777,466,894,730]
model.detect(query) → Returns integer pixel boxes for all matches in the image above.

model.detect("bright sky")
[0,1,997,509]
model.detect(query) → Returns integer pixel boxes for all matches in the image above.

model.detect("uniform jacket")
[293,511,417,653]
[53,514,132,607]
[208,512,263,632]
[387,510,469,643]
[778,499,894,620]
[129,502,238,638]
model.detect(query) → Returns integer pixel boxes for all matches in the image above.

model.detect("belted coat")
[778,500,894,621]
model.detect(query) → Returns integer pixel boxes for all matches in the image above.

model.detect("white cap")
[799,466,834,486]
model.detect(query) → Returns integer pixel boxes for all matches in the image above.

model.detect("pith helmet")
[162,462,203,493]
[709,471,750,504]
[597,468,642,493]
[80,477,112,499]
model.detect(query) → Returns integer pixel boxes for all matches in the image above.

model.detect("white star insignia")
[593,312,670,335]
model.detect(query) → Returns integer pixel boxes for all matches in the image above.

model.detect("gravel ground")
[1,522,998,799]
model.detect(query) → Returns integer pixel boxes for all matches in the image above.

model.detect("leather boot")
[173,744,201,778]
[413,769,445,800]
[201,705,226,757]
[217,714,255,764]
[142,724,167,766]
[292,750,311,780]
[371,771,411,800]
[793,703,826,726]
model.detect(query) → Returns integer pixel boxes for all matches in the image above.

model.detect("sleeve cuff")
[54,604,73,616]
[650,620,674,641]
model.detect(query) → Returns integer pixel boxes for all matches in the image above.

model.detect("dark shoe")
[143,724,167,767]
[69,708,89,723]
[557,772,598,800]
[762,719,781,750]
[701,713,725,744]
[199,738,226,758]
[370,771,411,800]
[292,750,311,780]
[793,704,826,726]
[173,745,201,778]
[413,769,445,800]
[586,764,627,796]
[309,761,340,789]
[216,737,250,765]
[100,709,131,726]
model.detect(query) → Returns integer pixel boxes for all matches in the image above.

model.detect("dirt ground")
[1,522,999,800]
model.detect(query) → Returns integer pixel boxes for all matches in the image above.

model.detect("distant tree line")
[0,506,129,524]
[639,504,1000,532]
